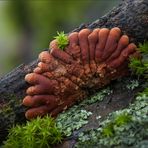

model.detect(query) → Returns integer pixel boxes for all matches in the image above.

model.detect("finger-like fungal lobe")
[23,27,140,119]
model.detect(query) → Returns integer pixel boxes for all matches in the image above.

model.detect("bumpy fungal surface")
[23,27,140,119]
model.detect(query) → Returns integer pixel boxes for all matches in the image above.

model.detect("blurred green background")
[0,0,121,77]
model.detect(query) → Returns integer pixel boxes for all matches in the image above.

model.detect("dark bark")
[0,0,148,144]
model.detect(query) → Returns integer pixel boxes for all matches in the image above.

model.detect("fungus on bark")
[23,27,140,119]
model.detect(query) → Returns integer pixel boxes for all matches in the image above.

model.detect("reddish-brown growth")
[23,27,140,119]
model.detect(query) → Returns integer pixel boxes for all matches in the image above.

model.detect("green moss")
[0,104,13,114]
[139,41,148,54]
[114,112,132,126]
[129,57,147,76]
[129,41,148,76]
[54,31,69,50]
[3,115,62,148]
[138,87,148,97]
[102,122,114,137]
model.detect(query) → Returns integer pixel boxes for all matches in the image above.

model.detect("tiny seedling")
[54,31,69,50]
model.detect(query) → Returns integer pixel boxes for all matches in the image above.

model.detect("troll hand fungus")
[23,27,140,119]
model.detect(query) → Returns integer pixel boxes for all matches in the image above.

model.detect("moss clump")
[129,41,148,76]
[3,115,62,148]
[101,112,132,138]
[114,112,132,126]
[139,41,148,54]
[139,87,148,96]
[54,31,69,50]
[129,57,148,76]
[102,122,114,137]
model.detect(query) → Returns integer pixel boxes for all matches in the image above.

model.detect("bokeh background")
[0,0,121,77]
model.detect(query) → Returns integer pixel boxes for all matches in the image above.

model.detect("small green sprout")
[129,41,148,76]
[129,57,146,75]
[3,115,62,148]
[54,31,69,50]
[138,87,148,96]
[114,112,132,126]
[102,122,114,137]
[139,41,148,54]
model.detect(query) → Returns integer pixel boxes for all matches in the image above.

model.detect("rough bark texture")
[0,0,148,144]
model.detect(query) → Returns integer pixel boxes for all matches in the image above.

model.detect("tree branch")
[0,0,147,144]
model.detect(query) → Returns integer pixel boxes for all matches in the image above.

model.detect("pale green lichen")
[76,91,148,148]
[126,80,139,90]
[81,87,112,105]
[56,107,92,137]
[55,87,112,137]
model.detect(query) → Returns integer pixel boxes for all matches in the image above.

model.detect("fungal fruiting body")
[23,27,140,119]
